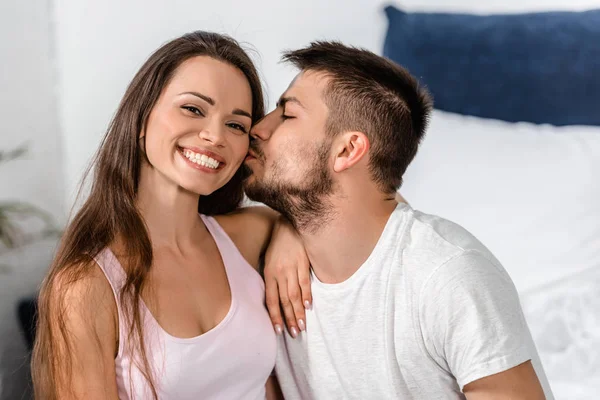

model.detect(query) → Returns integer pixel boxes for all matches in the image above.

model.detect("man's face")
[244,71,336,227]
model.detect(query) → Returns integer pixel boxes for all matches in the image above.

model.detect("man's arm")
[419,251,550,399]
[463,361,545,400]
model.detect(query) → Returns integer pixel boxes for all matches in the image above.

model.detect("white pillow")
[402,110,600,292]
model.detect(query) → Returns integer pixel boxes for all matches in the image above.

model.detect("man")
[245,42,552,399]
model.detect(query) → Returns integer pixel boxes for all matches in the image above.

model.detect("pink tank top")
[94,214,276,399]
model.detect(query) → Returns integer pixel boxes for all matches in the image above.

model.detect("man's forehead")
[278,70,329,108]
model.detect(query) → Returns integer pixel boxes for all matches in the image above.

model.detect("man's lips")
[245,148,259,162]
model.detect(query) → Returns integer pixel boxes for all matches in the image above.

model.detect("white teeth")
[181,149,220,169]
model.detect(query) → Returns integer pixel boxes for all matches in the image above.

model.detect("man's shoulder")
[392,206,504,287]
[402,208,494,260]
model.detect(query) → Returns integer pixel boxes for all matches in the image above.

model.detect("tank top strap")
[93,247,130,359]
[200,214,255,285]
[93,247,127,298]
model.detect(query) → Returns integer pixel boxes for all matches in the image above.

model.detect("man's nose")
[250,111,279,141]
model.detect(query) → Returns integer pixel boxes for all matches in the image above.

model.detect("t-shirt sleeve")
[418,250,534,390]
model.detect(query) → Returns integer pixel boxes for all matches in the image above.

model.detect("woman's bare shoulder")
[47,257,118,349]
[214,206,279,269]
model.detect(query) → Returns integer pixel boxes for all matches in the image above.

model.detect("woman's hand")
[263,216,312,338]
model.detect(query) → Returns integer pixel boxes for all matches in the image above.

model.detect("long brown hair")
[32,31,265,399]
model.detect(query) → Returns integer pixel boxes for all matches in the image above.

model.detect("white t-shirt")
[275,203,553,399]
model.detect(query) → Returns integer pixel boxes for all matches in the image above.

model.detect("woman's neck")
[135,165,206,250]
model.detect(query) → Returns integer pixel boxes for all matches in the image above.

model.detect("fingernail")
[274,324,283,335]
[304,300,312,310]
[298,319,306,331]
[290,327,298,338]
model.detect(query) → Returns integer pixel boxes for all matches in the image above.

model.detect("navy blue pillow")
[383,6,600,126]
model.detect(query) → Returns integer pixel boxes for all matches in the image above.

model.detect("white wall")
[0,3,63,218]
[1,0,598,396]
[0,1,63,398]
[54,0,600,207]
[53,0,388,205]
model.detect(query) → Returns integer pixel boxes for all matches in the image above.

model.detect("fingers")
[297,259,312,311]
[286,275,306,334]
[279,281,300,338]
[265,276,284,336]
[266,273,301,338]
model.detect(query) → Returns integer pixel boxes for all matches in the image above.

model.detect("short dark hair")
[282,41,432,192]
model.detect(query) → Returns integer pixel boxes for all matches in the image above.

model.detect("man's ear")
[333,131,369,173]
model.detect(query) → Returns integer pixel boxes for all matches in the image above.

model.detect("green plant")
[0,145,60,272]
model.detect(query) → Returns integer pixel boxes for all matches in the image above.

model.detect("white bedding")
[521,265,600,398]
[402,110,600,293]
[402,110,600,399]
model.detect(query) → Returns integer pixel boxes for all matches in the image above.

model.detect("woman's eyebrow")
[180,91,251,118]
[179,91,215,105]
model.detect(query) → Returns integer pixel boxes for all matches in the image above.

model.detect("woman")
[32,31,302,399]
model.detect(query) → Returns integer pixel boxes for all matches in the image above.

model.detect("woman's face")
[141,55,253,196]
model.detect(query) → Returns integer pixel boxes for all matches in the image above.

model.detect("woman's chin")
[179,179,226,197]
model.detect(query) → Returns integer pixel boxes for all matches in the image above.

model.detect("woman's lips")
[178,145,226,164]
[177,147,224,173]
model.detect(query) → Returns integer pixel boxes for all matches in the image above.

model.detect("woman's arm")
[266,375,284,400]
[215,206,279,270]
[216,207,311,337]
[262,215,312,337]
[43,264,120,399]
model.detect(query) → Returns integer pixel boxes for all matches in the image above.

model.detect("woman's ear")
[138,135,146,151]
[332,131,369,173]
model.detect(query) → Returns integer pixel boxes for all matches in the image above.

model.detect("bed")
[383,6,600,399]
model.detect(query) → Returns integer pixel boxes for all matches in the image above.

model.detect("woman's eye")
[227,122,248,134]
[281,114,294,121]
[182,106,204,116]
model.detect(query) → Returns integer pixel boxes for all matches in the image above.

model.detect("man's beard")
[244,141,335,234]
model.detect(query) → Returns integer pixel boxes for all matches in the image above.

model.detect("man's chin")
[242,174,257,193]
[242,171,261,193]
[243,180,271,205]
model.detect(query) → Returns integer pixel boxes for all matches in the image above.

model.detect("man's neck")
[299,193,398,284]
